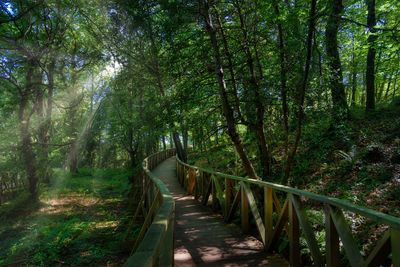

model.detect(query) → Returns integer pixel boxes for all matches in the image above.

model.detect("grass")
[0,168,137,267]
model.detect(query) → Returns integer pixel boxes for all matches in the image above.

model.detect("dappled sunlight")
[44,194,100,207]
[38,194,101,215]
[0,169,132,266]
[94,220,118,229]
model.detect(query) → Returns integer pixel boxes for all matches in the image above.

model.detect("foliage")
[0,168,135,266]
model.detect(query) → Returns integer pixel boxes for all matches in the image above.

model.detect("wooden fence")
[176,157,400,267]
[124,149,176,267]
[0,173,25,205]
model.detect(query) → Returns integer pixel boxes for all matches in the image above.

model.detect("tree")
[366,0,377,111]
[326,0,348,120]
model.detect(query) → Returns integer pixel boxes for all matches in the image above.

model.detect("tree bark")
[284,0,317,184]
[273,0,289,153]
[215,12,242,121]
[19,61,39,198]
[147,18,187,161]
[325,0,348,120]
[366,0,377,111]
[201,0,258,179]
[234,0,270,179]
[351,38,357,107]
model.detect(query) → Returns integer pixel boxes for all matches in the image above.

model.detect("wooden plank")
[200,171,205,201]
[202,172,211,203]
[268,197,289,250]
[158,211,175,267]
[201,176,212,206]
[291,195,323,267]
[211,175,218,210]
[242,182,266,244]
[363,231,390,267]
[392,229,400,267]
[225,178,233,219]
[289,194,300,267]
[264,187,273,246]
[226,187,241,222]
[132,191,145,223]
[212,175,225,210]
[240,183,249,233]
[329,206,364,267]
[325,204,340,267]
[273,190,282,213]
[183,166,188,190]
[132,190,161,252]
[194,170,200,200]
[188,169,195,195]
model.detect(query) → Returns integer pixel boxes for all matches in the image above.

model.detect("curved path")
[151,157,288,267]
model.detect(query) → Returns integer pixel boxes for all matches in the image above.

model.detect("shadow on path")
[152,157,288,267]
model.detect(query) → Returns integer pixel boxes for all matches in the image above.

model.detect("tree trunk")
[383,72,393,100]
[182,127,188,152]
[234,0,270,179]
[38,59,55,183]
[161,135,167,151]
[366,0,377,111]
[147,18,187,162]
[173,132,187,162]
[273,0,289,153]
[284,0,317,184]
[325,0,348,120]
[350,36,357,107]
[215,12,242,120]
[19,62,39,199]
[202,0,258,179]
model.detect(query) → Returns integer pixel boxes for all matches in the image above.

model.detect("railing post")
[392,228,400,267]
[264,187,273,247]
[225,178,232,219]
[183,166,187,189]
[211,176,218,210]
[194,170,200,200]
[241,182,249,233]
[289,194,300,267]
[325,204,340,267]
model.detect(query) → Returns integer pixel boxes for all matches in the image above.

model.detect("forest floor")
[0,169,135,266]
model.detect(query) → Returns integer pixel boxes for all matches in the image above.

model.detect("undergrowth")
[0,168,137,266]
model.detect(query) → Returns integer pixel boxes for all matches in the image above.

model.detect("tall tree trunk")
[273,0,289,153]
[284,0,317,184]
[234,0,270,179]
[351,36,357,107]
[325,0,348,120]
[161,135,167,151]
[366,0,377,111]
[38,59,55,183]
[202,0,258,179]
[182,126,188,152]
[20,62,39,198]
[383,72,393,100]
[215,12,242,121]
[147,20,187,161]
[172,132,187,162]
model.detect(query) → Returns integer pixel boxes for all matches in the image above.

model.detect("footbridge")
[123,149,400,267]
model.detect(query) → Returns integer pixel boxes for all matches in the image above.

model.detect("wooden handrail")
[124,149,176,267]
[176,156,400,267]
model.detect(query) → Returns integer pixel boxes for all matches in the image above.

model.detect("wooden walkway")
[152,157,288,267]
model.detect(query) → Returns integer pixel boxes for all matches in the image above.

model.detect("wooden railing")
[176,157,400,267]
[124,149,176,267]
